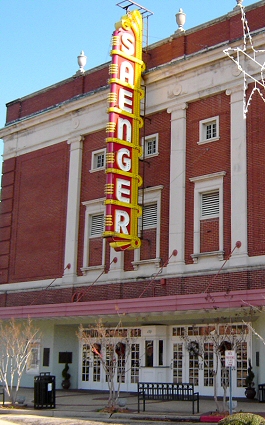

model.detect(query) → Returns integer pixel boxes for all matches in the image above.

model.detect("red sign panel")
[103,10,144,251]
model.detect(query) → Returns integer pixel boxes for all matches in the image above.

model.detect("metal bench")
[137,382,199,414]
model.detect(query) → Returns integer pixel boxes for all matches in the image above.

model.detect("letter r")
[115,210,130,234]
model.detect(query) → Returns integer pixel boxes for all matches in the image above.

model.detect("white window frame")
[132,185,163,269]
[142,133,159,158]
[82,198,106,273]
[189,172,226,263]
[198,116,220,145]
[90,148,106,172]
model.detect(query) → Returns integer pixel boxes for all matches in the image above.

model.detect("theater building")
[1,1,265,397]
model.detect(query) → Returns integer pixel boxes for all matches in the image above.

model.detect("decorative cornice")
[190,171,226,183]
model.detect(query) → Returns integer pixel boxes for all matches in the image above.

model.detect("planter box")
[200,413,227,422]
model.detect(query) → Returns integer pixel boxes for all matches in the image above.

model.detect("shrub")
[219,413,265,425]
[62,363,71,380]
[245,359,255,388]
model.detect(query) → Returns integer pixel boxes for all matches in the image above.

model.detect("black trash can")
[34,372,56,409]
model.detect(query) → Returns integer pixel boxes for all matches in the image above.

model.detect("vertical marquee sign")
[103,10,145,251]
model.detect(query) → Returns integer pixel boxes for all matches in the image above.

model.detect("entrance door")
[80,343,104,390]
[79,340,141,392]
[171,324,250,398]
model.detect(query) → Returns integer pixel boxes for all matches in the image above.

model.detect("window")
[90,214,104,237]
[159,340,164,366]
[82,198,106,273]
[91,149,106,171]
[145,340,154,367]
[142,204,157,229]
[206,122,217,139]
[131,343,140,383]
[43,348,50,367]
[189,172,226,263]
[142,133,159,157]
[199,116,219,144]
[173,343,183,383]
[201,191,219,218]
[82,344,90,382]
[132,186,163,269]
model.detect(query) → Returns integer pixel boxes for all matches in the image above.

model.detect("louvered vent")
[201,191,219,217]
[143,204,157,228]
[90,214,104,236]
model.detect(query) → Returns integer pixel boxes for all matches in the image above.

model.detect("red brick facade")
[0,2,265,308]
[1,144,69,283]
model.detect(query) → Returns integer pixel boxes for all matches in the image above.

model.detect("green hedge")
[219,413,265,425]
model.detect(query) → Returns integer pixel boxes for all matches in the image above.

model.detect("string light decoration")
[223,4,265,118]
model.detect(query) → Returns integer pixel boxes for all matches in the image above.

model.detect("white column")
[167,103,187,266]
[229,86,248,257]
[63,135,84,282]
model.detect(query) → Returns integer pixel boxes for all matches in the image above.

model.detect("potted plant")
[245,359,256,399]
[61,363,71,390]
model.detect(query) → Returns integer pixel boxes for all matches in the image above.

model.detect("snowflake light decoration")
[223,4,265,118]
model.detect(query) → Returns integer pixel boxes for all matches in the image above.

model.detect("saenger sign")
[103,10,145,251]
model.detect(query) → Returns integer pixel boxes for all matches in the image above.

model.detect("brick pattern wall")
[6,5,265,125]
[6,67,109,124]
[89,238,103,267]
[78,131,106,275]
[0,158,16,284]
[77,111,170,274]
[2,3,265,305]
[142,6,264,76]
[200,218,219,253]
[140,229,156,261]
[139,110,171,264]
[1,268,264,308]
[124,250,134,272]
[7,143,69,282]
[185,92,231,264]
[247,84,265,257]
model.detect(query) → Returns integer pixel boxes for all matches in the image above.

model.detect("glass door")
[171,324,250,398]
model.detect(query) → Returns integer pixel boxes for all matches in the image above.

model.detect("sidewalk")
[0,388,265,423]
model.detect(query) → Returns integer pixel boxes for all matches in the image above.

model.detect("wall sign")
[103,9,145,251]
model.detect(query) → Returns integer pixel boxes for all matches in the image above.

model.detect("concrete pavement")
[0,388,265,424]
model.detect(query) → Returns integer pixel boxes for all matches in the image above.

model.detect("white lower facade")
[20,313,265,400]
[77,323,251,398]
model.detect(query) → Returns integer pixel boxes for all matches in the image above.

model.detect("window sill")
[191,250,224,264]
[197,136,220,145]
[132,258,161,271]
[140,152,159,160]
[81,265,105,276]
[89,167,105,173]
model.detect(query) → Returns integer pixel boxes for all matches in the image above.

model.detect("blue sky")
[0,0,258,177]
